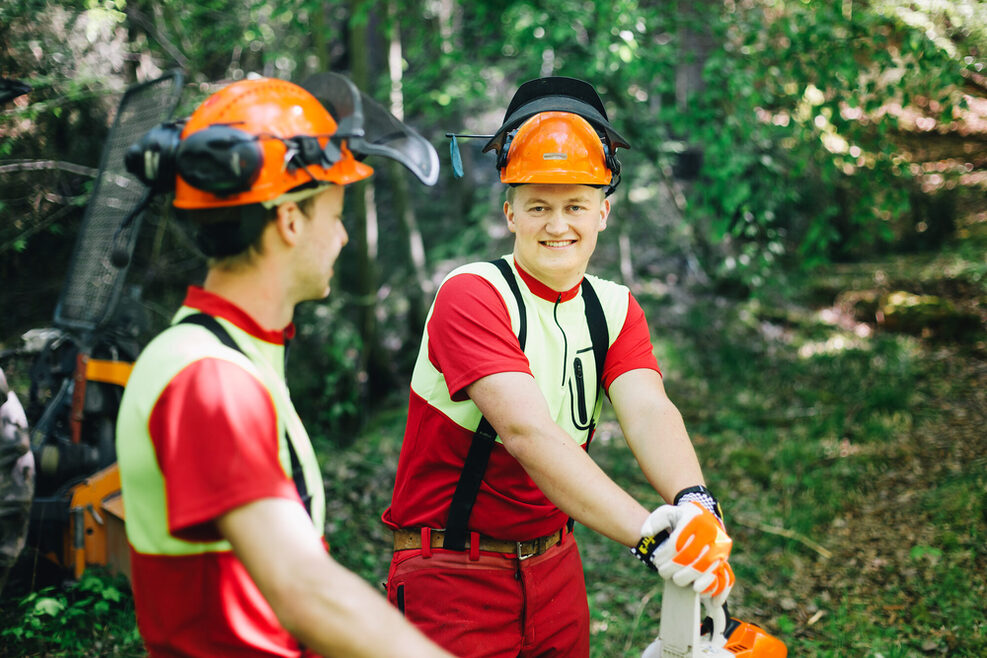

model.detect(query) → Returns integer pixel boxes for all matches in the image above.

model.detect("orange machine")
[59,463,129,581]
[33,355,132,581]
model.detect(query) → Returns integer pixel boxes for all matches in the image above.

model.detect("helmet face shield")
[301,73,439,186]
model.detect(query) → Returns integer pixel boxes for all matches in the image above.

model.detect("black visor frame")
[301,72,439,186]
[482,76,631,156]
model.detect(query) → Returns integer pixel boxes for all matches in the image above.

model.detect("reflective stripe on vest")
[116,307,326,555]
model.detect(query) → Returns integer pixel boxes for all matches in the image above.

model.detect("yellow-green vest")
[116,306,326,555]
[411,257,631,445]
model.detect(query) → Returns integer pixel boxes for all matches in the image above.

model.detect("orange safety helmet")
[173,78,373,209]
[499,111,612,187]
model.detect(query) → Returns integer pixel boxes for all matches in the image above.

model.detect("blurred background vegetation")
[1,0,984,656]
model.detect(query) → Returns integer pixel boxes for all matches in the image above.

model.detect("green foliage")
[0,570,142,657]
[675,0,974,285]
[288,298,367,442]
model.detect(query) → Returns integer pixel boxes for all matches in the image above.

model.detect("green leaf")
[32,597,66,617]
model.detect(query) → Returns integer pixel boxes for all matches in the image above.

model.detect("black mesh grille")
[54,70,184,332]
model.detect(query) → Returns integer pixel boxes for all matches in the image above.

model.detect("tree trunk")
[386,1,430,343]
[347,0,389,403]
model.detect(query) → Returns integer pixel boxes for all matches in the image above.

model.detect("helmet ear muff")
[496,132,514,171]
[124,121,184,193]
[125,124,341,199]
[176,125,263,197]
[603,141,621,196]
[604,142,621,180]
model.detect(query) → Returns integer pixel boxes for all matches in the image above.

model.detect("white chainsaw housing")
[641,579,734,658]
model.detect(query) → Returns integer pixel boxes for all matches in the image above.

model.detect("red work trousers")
[386,529,590,657]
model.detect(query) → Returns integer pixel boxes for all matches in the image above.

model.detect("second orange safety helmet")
[173,78,373,209]
[499,111,612,187]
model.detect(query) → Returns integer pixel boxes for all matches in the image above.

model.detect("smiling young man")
[382,78,735,657]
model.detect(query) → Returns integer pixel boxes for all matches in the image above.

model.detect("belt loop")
[468,531,480,561]
[421,527,433,559]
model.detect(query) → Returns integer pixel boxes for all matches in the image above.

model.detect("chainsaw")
[635,531,787,658]
[641,576,788,658]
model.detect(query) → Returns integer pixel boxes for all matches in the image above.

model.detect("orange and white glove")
[634,486,734,606]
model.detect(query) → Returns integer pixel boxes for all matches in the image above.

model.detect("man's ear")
[599,197,611,231]
[273,201,303,246]
[504,200,517,233]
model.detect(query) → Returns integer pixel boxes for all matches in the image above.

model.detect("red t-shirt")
[128,288,317,657]
[383,268,659,541]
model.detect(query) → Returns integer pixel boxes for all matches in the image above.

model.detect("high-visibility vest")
[412,257,631,548]
[116,307,326,555]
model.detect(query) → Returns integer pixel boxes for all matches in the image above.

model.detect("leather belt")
[392,527,565,560]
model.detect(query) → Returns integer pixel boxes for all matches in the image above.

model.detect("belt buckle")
[516,540,537,561]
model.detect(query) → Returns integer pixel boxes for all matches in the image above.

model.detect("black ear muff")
[603,141,622,197]
[176,125,263,196]
[604,143,621,180]
[124,121,184,193]
[496,132,514,171]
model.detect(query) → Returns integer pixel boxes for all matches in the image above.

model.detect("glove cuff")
[630,533,663,572]
[674,485,723,523]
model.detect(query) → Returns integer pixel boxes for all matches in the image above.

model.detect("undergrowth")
[0,569,142,657]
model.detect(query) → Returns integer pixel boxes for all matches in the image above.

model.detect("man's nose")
[545,210,568,234]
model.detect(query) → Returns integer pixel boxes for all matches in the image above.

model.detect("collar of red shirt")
[513,260,583,303]
[182,286,296,344]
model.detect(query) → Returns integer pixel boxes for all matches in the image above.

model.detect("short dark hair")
[182,191,321,261]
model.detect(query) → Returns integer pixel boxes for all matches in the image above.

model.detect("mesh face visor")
[301,72,439,186]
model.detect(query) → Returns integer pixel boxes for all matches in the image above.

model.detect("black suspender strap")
[177,313,312,518]
[578,277,609,448]
[443,259,527,550]
[442,260,610,550]
[490,258,527,350]
[442,417,498,550]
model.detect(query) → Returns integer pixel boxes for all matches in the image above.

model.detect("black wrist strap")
[631,529,669,572]
[674,484,723,523]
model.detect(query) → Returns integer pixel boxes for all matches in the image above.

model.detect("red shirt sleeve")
[426,273,532,401]
[601,292,661,391]
[148,358,300,542]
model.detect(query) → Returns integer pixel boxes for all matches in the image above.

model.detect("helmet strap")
[261,183,328,210]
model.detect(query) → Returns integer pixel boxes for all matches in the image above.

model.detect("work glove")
[642,502,733,593]
[633,486,734,609]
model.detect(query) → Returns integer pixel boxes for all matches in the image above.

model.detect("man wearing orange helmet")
[117,75,451,657]
[382,77,733,656]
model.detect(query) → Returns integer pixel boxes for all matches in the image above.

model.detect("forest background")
[0,0,985,656]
